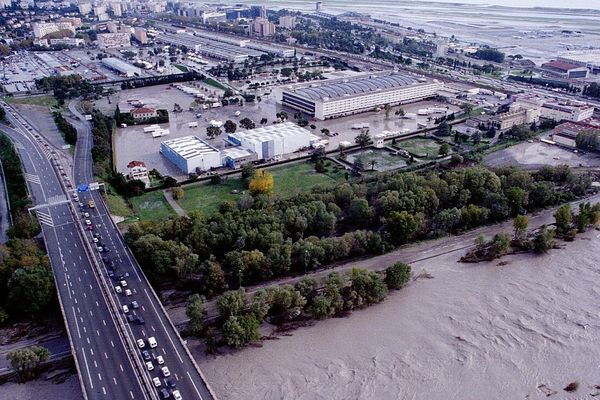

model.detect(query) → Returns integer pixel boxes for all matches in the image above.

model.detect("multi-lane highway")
[0,101,149,400]
[67,101,216,400]
[1,100,216,400]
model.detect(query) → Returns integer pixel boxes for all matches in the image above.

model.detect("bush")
[385,262,411,290]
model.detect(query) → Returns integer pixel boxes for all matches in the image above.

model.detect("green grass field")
[129,191,176,222]
[203,78,228,91]
[179,161,346,215]
[6,95,59,109]
[396,138,447,160]
[104,194,134,218]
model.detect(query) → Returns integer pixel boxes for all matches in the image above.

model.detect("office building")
[49,37,84,47]
[160,136,221,174]
[491,105,540,131]
[250,5,266,18]
[281,71,444,120]
[32,21,75,38]
[97,32,131,48]
[541,102,595,122]
[227,122,311,160]
[78,2,92,15]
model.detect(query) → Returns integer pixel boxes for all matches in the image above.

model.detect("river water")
[198,230,600,399]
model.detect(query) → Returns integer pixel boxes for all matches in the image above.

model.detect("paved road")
[67,101,216,400]
[0,158,10,243]
[0,335,71,374]
[0,103,150,400]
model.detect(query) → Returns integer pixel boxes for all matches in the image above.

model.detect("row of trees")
[186,262,412,350]
[0,134,39,239]
[125,165,590,298]
[53,112,77,145]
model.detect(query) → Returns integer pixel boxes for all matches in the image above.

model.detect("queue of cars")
[75,193,182,399]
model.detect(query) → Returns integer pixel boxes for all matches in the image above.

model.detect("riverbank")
[196,229,600,399]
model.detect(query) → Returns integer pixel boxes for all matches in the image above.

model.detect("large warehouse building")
[160,136,221,173]
[227,122,311,160]
[280,72,444,120]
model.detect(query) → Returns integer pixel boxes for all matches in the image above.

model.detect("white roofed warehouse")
[160,136,221,174]
[280,71,444,120]
[227,122,311,161]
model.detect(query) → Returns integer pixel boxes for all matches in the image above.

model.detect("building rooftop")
[286,72,420,101]
[542,60,585,72]
[221,147,255,160]
[127,160,146,168]
[161,136,219,160]
[229,121,310,142]
[101,57,140,74]
[131,107,156,115]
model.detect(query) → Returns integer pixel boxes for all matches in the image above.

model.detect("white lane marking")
[113,377,117,385]
[187,371,204,400]
[104,352,108,359]
[72,307,82,339]
[144,288,183,363]
[81,347,94,389]
[120,364,124,372]
[102,387,106,395]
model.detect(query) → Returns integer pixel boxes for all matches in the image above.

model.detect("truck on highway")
[88,199,95,208]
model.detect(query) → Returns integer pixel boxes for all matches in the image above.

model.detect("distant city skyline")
[216,0,600,11]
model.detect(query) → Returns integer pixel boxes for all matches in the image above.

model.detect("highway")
[0,102,149,400]
[67,101,216,400]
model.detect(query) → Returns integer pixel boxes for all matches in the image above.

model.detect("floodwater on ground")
[198,230,600,400]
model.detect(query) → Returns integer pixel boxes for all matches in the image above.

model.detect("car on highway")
[115,286,122,294]
[83,212,89,218]
[120,280,127,287]
[146,361,154,371]
[156,355,164,365]
[166,377,176,388]
[97,246,103,252]
[127,314,134,323]
[148,337,157,348]
[78,202,84,207]
[152,377,162,387]
[161,367,170,377]
[172,390,182,400]
[160,388,170,399]
[137,338,145,348]
[131,300,139,309]
[136,316,145,325]
[142,350,151,361]
[122,305,129,313]
[85,219,92,225]
[87,224,93,231]
[92,237,99,243]
[125,289,132,296]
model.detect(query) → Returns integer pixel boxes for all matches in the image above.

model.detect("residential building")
[279,15,296,29]
[227,122,312,160]
[78,2,92,15]
[490,105,540,131]
[253,17,276,37]
[541,102,595,122]
[250,5,266,18]
[32,21,75,38]
[126,160,150,187]
[281,71,444,120]
[131,107,158,120]
[97,32,131,49]
[49,37,84,47]
[133,27,148,44]
[160,136,221,174]
[541,60,589,79]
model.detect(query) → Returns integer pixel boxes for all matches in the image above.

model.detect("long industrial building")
[227,122,311,160]
[280,72,444,120]
[160,136,221,173]
[101,57,141,77]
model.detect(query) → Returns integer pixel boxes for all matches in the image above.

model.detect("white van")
[148,336,157,348]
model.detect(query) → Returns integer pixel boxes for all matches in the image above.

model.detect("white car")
[161,366,170,377]
[152,377,161,387]
[85,219,92,225]
[83,212,90,218]
[125,289,132,296]
[173,390,182,400]
[93,237,99,243]
[137,339,145,349]
[148,336,157,348]
[120,280,127,287]
[122,305,129,313]
[145,361,154,371]
[156,355,164,365]
[78,202,84,207]
[115,286,122,294]
[96,246,103,252]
